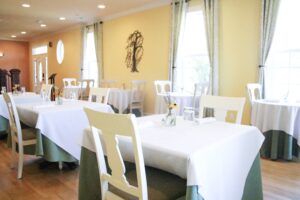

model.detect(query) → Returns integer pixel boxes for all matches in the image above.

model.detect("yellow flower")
[168,103,178,109]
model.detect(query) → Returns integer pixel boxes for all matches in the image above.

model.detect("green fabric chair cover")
[78,147,263,200]
[261,130,300,160]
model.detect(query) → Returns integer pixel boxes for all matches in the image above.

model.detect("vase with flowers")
[162,93,177,126]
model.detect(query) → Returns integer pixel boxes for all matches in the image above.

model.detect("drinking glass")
[1,86,6,94]
[21,87,26,94]
[183,107,195,121]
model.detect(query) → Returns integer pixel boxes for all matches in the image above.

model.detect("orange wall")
[0,40,30,89]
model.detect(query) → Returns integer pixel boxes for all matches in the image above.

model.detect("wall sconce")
[0,52,4,57]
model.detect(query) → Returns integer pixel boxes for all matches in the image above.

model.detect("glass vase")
[163,108,176,126]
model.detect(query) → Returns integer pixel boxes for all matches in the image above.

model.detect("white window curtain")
[259,0,281,98]
[170,0,189,91]
[81,22,103,86]
[202,0,219,95]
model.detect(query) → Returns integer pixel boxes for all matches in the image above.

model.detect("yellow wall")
[103,6,170,114]
[30,28,81,90]
[219,0,261,124]
[29,1,261,124]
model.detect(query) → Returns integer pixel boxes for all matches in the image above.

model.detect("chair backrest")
[100,80,117,88]
[78,79,95,100]
[84,108,147,200]
[246,83,262,104]
[3,93,23,144]
[154,80,172,95]
[199,95,246,124]
[130,80,146,103]
[63,78,77,88]
[40,84,53,100]
[88,87,110,104]
[192,83,209,108]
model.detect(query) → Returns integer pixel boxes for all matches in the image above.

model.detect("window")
[32,45,47,55]
[175,6,210,94]
[265,0,300,100]
[82,28,98,86]
[56,40,64,64]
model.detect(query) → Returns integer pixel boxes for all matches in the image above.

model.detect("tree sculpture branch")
[125,30,144,72]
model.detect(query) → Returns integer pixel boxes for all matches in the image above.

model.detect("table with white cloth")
[251,99,300,160]
[155,92,199,115]
[16,100,114,161]
[108,88,142,114]
[0,92,43,133]
[79,115,264,200]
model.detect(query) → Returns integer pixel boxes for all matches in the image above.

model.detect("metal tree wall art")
[125,30,144,72]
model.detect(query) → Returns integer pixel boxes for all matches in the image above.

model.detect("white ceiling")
[0,0,170,41]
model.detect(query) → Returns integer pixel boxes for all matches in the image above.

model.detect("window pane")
[175,9,210,94]
[83,31,98,86]
[266,0,300,100]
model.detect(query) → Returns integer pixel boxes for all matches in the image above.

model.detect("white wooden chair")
[246,83,262,104]
[129,80,146,116]
[199,95,246,124]
[63,78,77,88]
[100,80,117,88]
[3,93,37,179]
[40,84,53,101]
[154,80,172,95]
[78,79,95,100]
[88,87,110,104]
[84,108,186,200]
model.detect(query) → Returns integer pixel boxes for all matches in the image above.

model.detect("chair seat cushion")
[22,128,37,140]
[109,166,186,200]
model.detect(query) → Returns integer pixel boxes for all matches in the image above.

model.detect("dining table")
[251,99,300,160]
[155,92,199,115]
[0,92,43,133]
[15,99,114,162]
[79,115,264,200]
[108,88,142,114]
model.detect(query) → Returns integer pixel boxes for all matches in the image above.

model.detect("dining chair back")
[129,80,146,116]
[40,84,53,100]
[78,79,95,100]
[246,83,262,104]
[199,95,246,124]
[84,108,147,199]
[154,80,172,95]
[88,87,110,104]
[3,93,36,179]
[100,80,117,88]
[63,78,77,88]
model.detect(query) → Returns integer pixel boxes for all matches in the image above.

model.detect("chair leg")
[11,141,16,169]
[17,146,24,179]
[58,161,63,170]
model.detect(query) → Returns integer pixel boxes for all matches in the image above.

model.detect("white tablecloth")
[251,99,300,145]
[82,115,264,200]
[155,92,197,115]
[0,92,42,119]
[108,88,142,114]
[17,100,114,160]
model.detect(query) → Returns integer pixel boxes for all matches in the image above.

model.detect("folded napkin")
[195,117,216,124]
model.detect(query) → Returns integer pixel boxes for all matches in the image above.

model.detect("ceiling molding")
[0,37,28,42]
[102,0,171,21]
[28,23,83,42]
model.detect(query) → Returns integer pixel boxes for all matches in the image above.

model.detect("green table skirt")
[0,116,8,135]
[1,116,76,162]
[78,147,263,200]
[260,130,300,160]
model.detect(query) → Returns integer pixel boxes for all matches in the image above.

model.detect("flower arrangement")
[162,93,177,126]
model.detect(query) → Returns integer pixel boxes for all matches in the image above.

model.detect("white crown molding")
[28,23,84,42]
[102,0,171,21]
[0,38,29,42]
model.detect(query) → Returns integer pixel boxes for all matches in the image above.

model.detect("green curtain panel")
[203,0,219,95]
[259,0,281,97]
[261,130,300,160]
[93,22,104,86]
[78,147,263,200]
